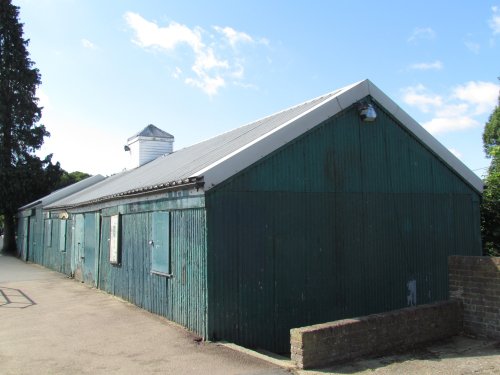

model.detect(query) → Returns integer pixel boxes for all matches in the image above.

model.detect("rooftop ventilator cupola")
[125,124,174,169]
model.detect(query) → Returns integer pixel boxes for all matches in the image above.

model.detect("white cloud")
[230,63,245,79]
[402,81,500,135]
[193,48,229,73]
[214,26,253,46]
[81,38,96,49]
[422,116,478,134]
[402,84,443,113]
[409,60,443,70]
[233,81,258,90]
[490,6,500,34]
[448,148,462,159]
[124,12,265,96]
[452,81,499,115]
[172,67,182,79]
[435,103,469,118]
[124,12,202,51]
[407,27,436,42]
[185,75,225,96]
[259,37,270,46]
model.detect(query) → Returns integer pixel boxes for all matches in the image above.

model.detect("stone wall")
[290,300,462,369]
[449,256,500,340]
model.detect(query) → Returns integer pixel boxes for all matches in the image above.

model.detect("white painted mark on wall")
[407,279,417,306]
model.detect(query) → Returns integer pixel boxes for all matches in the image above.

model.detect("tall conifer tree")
[0,0,61,254]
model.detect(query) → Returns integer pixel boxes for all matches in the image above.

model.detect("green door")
[20,218,30,261]
[83,213,100,286]
[151,212,170,275]
[72,214,85,281]
[27,217,36,262]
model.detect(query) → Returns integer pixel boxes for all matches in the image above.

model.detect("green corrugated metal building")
[25,80,482,354]
[16,174,105,268]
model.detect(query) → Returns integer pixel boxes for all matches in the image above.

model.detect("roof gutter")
[48,177,204,211]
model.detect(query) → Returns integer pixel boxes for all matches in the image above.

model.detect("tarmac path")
[0,254,289,375]
[1,253,499,375]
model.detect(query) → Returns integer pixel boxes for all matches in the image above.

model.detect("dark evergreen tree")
[0,0,62,254]
[481,88,500,256]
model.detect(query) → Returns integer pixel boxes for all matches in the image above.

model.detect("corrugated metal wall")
[23,211,72,275]
[42,216,64,274]
[34,211,46,265]
[26,209,43,264]
[19,192,207,338]
[64,218,73,274]
[98,204,207,337]
[22,212,90,279]
[16,216,29,261]
[206,101,482,353]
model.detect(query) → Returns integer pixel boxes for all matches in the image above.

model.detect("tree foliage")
[58,170,91,190]
[483,99,500,156]
[0,0,62,253]
[481,90,500,256]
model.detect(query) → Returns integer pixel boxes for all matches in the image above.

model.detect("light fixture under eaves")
[359,103,377,122]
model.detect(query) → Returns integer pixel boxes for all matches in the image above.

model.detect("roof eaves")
[47,176,204,210]
[18,174,106,211]
[18,200,42,211]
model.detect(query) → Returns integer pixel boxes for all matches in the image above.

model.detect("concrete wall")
[290,301,462,369]
[449,256,500,339]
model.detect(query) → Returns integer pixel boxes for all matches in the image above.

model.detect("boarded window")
[109,214,121,265]
[151,211,170,275]
[59,220,67,252]
[45,219,53,247]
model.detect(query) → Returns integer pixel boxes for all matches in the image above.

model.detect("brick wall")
[290,301,462,369]
[449,256,500,339]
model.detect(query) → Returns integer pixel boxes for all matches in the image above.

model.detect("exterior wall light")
[359,103,377,122]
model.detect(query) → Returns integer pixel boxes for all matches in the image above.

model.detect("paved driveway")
[0,254,289,375]
[2,254,499,375]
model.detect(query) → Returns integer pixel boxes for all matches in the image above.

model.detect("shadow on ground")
[0,286,36,308]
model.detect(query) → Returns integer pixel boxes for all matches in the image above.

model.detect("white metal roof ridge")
[192,80,366,188]
[193,79,483,193]
[365,81,483,193]
[170,85,350,156]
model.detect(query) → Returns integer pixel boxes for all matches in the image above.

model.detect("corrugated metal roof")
[127,124,174,141]
[45,79,483,209]
[18,174,105,211]
[47,89,341,209]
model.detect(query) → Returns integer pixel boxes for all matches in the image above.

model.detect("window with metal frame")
[109,214,121,265]
[45,219,52,247]
[59,220,67,252]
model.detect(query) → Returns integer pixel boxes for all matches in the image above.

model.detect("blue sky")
[14,0,500,177]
